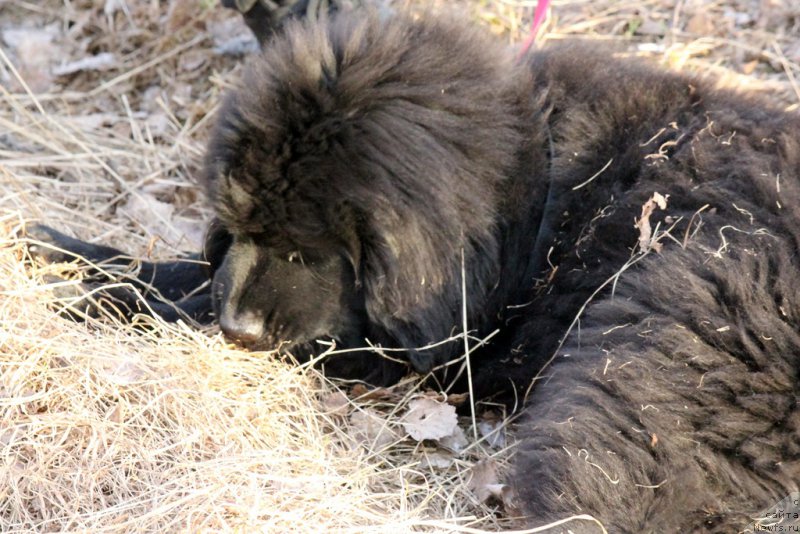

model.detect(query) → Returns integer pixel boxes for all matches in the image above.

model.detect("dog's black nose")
[219,312,264,345]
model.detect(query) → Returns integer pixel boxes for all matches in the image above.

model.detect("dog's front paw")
[26,224,86,265]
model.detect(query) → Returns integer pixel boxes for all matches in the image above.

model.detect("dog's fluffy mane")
[204,12,549,370]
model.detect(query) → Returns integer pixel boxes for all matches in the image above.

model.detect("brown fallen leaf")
[634,192,669,252]
[2,24,60,92]
[178,50,207,72]
[467,458,520,512]
[402,398,458,441]
[437,425,469,454]
[319,390,350,418]
[348,408,399,450]
[422,390,469,406]
[478,418,506,449]
[444,392,469,406]
[349,384,398,402]
[686,12,715,35]
[350,384,369,397]
[420,451,455,469]
[118,192,205,249]
[468,458,503,502]
[166,0,197,32]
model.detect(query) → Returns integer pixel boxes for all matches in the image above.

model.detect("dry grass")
[0,0,797,532]
[3,221,516,532]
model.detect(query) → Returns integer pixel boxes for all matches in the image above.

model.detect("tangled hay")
[1,0,797,532]
[2,220,514,532]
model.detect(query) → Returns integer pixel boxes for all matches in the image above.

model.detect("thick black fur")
[30,10,800,532]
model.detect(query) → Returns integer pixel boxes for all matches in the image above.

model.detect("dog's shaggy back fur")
[511,48,800,531]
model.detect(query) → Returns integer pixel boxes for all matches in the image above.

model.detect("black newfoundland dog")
[30,9,800,532]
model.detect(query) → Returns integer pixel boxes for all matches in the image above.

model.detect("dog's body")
[31,11,800,531]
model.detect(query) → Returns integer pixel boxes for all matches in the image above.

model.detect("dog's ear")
[203,219,233,278]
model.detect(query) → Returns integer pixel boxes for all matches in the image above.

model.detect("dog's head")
[201,10,530,375]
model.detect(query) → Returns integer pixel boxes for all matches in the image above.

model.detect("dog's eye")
[287,251,301,263]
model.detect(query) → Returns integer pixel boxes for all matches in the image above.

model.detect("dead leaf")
[350,384,369,397]
[209,17,258,56]
[0,427,16,447]
[686,12,715,35]
[468,458,503,502]
[636,19,666,36]
[1,24,60,92]
[420,451,455,469]
[402,398,458,441]
[166,0,197,32]
[478,419,506,449]
[105,403,124,424]
[437,425,469,454]
[350,384,396,402]
[422,390,469,406]
[467,458,518,510]
[178,50,207,73]
[100,356,146,385]
[319,390,350,417]
[634,192,669,252]
[444,392,469,406]
[118,192,204,249]
[348,408,398,450]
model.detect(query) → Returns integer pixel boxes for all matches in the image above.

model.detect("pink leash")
[519,0,550,57]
